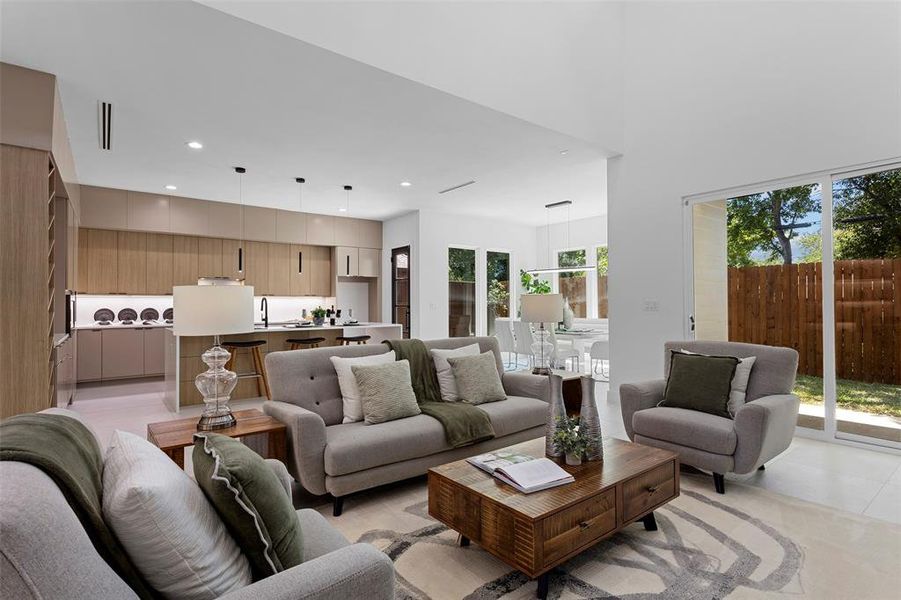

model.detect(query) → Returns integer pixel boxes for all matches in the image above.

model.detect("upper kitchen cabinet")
[208,202,242,239]
[288,244,312,295]
[170,196,209,236]
[117,231,147,294]
[358,219,382,249]
[243,206,277,242]
[197,236,224,279]
[80,186,127,230]
[145,233,174,294]
[79,228,118,293]
[221,238,243,280]
[127,191,169,232]
[172,235,199,286]
[243,241,269,293]
[276,209,306,244]
[335,246,359,277]
[306,214,335,246]
[359,247,380,278]
[333,217,357,247]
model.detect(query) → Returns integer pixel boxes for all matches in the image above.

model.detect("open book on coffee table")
[467,450,574,493]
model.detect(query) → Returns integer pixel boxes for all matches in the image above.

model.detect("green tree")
[558,249,587,278]
[833,168,901,259]
[596,246,608,276]
[448,247,475,282]
[796,232,822,263]
[726,185,819,266]
[520,270,551,294]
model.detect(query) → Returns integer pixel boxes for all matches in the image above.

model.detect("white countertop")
[247,321,400,333]
[74,322,172,330]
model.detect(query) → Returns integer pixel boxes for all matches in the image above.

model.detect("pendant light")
[235,166,246,274]
[340,185,352,213]
[295,177,305,212]
[527,199,596,275]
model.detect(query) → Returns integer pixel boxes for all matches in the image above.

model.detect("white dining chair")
[548,328,581,372]
[512,320,535,368]
[590,339,610,380]
[493,317,516,369]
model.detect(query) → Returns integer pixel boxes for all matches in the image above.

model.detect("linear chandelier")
[526,199,595,275]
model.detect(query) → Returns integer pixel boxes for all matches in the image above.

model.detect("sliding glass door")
[448,247,476,337]
[486,251,510,336]
[687,161,900,447]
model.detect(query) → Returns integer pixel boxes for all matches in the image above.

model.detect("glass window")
[596,246,608,318]
[448,247,476,337]
[558,249,587,318]
[486,251,510,336]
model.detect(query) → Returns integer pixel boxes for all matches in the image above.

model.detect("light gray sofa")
[0,412,395,600]
[620,341,799,494]
[264,336,550,515]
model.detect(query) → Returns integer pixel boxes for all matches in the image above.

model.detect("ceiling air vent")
[438,180,475,194]
[98,101,112,150]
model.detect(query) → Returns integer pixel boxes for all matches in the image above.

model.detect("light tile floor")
[71,376,901,525]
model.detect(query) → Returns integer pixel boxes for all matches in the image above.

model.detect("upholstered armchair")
[620,341,799,494]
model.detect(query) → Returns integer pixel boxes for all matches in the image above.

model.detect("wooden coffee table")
[147,408,286,469]
[428,437,679,599]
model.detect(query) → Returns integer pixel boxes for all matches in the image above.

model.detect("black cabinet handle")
[298,251,303,274]
[346,255,350,275]
[238,247,243,272]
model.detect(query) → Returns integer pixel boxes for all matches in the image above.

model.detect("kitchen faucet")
[261,296,268,328]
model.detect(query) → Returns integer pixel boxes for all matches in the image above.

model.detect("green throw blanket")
[0,414,155,599]
[384,339,495,448]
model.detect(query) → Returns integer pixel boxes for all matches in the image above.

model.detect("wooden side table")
[147,408,287,469]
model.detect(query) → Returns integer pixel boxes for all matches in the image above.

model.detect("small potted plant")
[552,416,588,466]
[311,306,326,326]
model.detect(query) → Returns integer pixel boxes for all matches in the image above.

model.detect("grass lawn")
[794,374,901,418]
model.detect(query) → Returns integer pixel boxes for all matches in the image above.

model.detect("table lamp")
[521,293,563,376]
[173,283,254,431]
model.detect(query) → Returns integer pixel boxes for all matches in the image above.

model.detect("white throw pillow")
[331,350,397,423]
[430,344,481,401]
[679,349,757,417]
[102,430,251,600]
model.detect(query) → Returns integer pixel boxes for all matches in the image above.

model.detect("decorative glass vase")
[580,375,603,461]
[565,452,582,466]
[545,373,565,458]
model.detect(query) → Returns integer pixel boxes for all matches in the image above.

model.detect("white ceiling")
[0,0,607,225]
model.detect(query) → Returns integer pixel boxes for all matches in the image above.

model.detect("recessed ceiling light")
[186,141,203,149]
[400,181,412,187]
[165,184,177,190]
[338,207,347,212]
[560,149,569,155]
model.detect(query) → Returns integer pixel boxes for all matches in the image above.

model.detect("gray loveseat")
[264,336,550,515]
[0,410,395,600]
[620,341,800,494]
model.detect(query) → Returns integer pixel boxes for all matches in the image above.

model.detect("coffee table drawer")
[540,489,616,566]
[622,460,676,522]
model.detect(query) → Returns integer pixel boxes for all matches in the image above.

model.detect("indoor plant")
[311,306,326,326]
[552,415,589,466]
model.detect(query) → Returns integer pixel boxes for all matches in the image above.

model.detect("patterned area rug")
[321,472,901,600]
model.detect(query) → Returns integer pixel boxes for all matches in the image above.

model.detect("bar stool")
[286,336,326,350]
[222,340,271,400]
[335,335,371,346]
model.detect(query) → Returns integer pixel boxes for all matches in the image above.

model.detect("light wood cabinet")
[208,202,242,239]
[289,244,312,295]
[243,241,269,293]
[267,243,290,295]
[334,217,357,247]
[117,231,147,294]
[358,219,382,249]
[143,327,165,375]
[101,328,145,379]
[76,328,102,381]
[80,186,127,230]
[306,214,335,245]
[172,235,199,286]
[146,233,174,294]
[170,196,208,235]
[197,237,223,278]
[243,206,277,242]
[359,247,380,277]
[309,245,333,296]
[222,239,243,280]
[336,246,359,277]
[276,210,306,244]
[127,191,169,232]
[83,228,118,293]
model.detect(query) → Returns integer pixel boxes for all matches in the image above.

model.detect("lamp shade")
[172,285,255,336]
[521,293,563,324]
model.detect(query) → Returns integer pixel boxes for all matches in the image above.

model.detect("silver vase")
[545,373,566,458]
[580,375,603,461]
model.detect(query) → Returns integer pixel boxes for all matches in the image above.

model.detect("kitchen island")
[163,322,403,411]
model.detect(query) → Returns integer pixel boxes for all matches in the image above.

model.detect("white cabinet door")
[102,329,145,379]
[76,329,102,382]
[335,247,358,277]
[358,247,380,277]
[143,328,166,375]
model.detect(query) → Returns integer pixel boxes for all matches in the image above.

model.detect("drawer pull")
[646,485,660,494]
[579,521,590,531]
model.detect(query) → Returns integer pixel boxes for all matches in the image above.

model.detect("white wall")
[608,1,901,397]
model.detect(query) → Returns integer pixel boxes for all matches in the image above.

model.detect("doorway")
[391,246,411,339]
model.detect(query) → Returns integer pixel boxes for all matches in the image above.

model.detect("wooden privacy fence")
[727,259,901,384]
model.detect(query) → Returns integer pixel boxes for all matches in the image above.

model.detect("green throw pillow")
[447,351,507,405]
[661,350,739,418]
[193,433,303,581]
[352,359,422,424]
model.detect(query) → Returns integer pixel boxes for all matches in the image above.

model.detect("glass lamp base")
[197,409,237,431]
[194,341,239,432]
[531,326,554,375]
